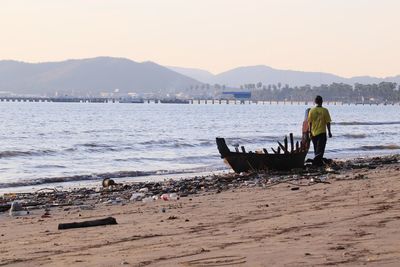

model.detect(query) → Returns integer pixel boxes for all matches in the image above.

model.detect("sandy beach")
[1,156,400,267]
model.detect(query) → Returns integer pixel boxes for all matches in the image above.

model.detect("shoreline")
[1,154,399,212]
[0,153,399,195]
[0,169,229,195]
[0,154,399,266]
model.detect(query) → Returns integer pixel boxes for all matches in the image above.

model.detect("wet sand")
[1,158,400,266]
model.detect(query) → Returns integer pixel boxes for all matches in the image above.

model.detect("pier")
[0,96,398,105]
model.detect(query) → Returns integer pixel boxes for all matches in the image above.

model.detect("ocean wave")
[334,121,400,126]
[81,129,123,134]
[341,133,367,139]
[0,149,56,159]
[74,143,125,153]
[140,139,213,148]
[357,145,400,151]
[78,143,114,148]
[34,164,66,169]
[225,135,301,146]
[114,154,218,163]
[139,136,296,148]
[330,144,400,153]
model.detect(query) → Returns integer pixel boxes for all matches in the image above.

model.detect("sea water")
[0,102,399,191]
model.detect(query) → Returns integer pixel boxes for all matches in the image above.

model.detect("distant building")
[221,91,251,99]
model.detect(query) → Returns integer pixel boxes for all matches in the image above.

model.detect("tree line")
[249,82,400,103]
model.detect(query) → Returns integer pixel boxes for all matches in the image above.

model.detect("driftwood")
[277,141,289,154]
[284,136,288,152]
[0,204,11,213]
[289,133,294,153]
[58,216,117,230]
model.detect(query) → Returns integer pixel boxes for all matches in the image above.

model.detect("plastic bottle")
[169,193,179,200]
[142,197,154,203]
[160,193,170,201]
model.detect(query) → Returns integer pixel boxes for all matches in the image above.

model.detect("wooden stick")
[58,217,117,230]
[289,133,294,153]
[277,147,281,154]
[263,148,269,154]
[271,147,277,154]
[284,136,288,152]
[241,146,246,153]
[295,141,299,152]
[235,147,239,152]
[277,141,289,154]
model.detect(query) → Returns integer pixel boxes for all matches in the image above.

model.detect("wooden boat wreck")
[216,133,310,172]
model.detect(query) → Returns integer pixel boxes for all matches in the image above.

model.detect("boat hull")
[223,152,307,172]
[216,137,308,172]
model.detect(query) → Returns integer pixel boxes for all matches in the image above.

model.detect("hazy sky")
[1,0,399,77]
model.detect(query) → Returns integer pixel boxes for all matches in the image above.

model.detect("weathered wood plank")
[289,133,294,153]
[284,136,288,152]
[58,217,118,230]
[278,141,289,154]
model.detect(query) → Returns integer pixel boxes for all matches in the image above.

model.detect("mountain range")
[0,57,399,96]
[0,57,200,96]
[168,65,400,87]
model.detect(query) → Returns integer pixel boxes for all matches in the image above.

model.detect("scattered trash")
[0,155,397,215]
[142,197,154,204]
[139,187,149,193]
[102,178,117,188]
[169,193,179,200]
[160,194,170,201]
[130,193,145,201]
[9,202,30,217]
[0,203,11,213]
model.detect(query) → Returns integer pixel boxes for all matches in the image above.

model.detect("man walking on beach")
[308,95,332,166]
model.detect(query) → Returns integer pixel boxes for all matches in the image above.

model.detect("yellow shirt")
[308,106,331,136]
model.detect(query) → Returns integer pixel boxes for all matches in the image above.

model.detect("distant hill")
[167,66,215,85]
[1,57,399,97]
[0,57,202,96]
[169,65,400,87]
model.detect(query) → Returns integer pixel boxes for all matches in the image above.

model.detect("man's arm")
[309,122,313,138]
[327,122,332,138]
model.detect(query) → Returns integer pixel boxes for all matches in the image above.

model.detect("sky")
[1,0,399,77]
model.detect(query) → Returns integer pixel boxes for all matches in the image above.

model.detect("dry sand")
[1,161,400,267]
